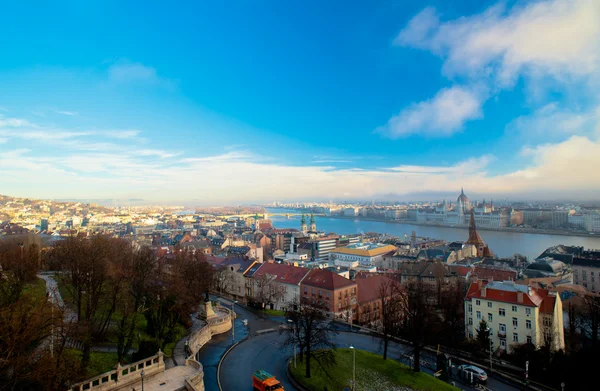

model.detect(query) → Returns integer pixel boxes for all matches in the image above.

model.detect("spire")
[310,213,315,225]
[469,208,476,233]
[461,187,464,195]
[300,213,306,225]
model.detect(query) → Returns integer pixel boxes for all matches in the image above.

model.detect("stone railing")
[71,351,164,391]
[184,359,204,391]
[187,324,213,357]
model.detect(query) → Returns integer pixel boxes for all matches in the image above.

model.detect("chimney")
[481,287,486,298]
[517,291,523,303]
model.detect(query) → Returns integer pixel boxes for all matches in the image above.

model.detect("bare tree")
[396,280,441,372]
[281,298,337,378]
[378,278,403,360]
[253,272,285,310]
[578,293,600,347]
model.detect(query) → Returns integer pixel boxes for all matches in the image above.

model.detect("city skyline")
[2,0,600,204]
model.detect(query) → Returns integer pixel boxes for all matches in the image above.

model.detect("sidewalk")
[170,310,206,367]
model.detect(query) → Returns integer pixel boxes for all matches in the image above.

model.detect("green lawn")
[290,349,459,391]
[23,277,48,301]
[65,349,122,378]
[263,308,286,317]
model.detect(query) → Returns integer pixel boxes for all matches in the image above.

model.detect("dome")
[457,188,469,204]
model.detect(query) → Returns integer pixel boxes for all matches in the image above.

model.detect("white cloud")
[506,103,600,143]
[0,116,32,128]
[56,110,77,116]
[396,0,600,86]
[0,137,7,144]
[108,61,173,88]
[376,86,483,138]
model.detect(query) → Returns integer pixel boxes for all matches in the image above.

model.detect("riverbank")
[300,213,598,239]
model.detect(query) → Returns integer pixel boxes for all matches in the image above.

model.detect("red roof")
[466,281,547,308]
[253,263,310,285]
[301,269,356,291]
[355,274,396,304]
[472,266,517,282]
[447,264,471,277]
[206,255,226,266]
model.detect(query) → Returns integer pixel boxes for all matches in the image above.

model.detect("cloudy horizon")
[2,0,599,204]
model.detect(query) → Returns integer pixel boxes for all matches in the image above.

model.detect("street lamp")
[486,327,493,374]
[140,370,145,391]
[288,319,296,368]
[349,345,356,391]
[231,300,238,344]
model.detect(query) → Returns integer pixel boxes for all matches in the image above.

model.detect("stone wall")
[71,351,165,391]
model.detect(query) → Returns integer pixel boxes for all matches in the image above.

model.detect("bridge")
[219,213,326,219]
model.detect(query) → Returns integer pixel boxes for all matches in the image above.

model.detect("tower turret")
[309,212,316,232]
[300,213,307,233]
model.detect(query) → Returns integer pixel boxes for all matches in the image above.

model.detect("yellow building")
[465,280,564,353]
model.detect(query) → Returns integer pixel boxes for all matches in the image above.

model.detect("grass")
[23,277,48,300]
[290,349,459,391]
[65,349,123,378]
[57,280,187,357]
[263,308,286,317]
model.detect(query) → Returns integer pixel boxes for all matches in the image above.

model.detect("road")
[218,330,517,391]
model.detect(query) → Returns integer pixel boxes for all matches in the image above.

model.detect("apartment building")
[249,262,311,311]
[573,254,600,293]
[300,269,357,319]
[464,280,564,353]
[329,242,397,268]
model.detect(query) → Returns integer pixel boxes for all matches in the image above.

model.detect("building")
[572,252,600,293]
[355,274,396,327]
[464,280,565,353]
[466,209,494,258]
[300,269,357,319]
[520,208,553,227]
[329,242,397,269]
[294,235,340,262]
[250,263,311,311]
[218,256,258,303]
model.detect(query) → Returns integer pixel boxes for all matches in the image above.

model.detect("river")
[265,208,600,261]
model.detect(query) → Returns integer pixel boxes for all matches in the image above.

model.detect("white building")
[465,281,564,353]
[329,242,397,268]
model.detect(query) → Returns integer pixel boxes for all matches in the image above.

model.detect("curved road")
[219,331,518,391]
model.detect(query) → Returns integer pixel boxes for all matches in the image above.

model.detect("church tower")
[300,213,307,233]
[309,213,317,232]
[466,209,494,258]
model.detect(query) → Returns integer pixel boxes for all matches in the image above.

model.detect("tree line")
[0,235,214,390]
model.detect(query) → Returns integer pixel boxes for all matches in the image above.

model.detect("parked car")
[458,364,488,383]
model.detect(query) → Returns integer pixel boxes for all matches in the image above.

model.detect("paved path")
[38,273,77,323]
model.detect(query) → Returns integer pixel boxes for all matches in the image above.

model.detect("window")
[468,304,473,312]
[488,313,493,322]
[499,308,506,316]
[582,270,587,280]
[488,302,492,308]
[543,317,552,327]
[469,318,473,325]
[526,308,531,316]
[512,305,518,312]
[513,333,519,342]
[527,336,532,344]
[526,320,532,329]
[500,339,506,348]
[476,300,481,306]
[513,318,518,327]
[477,311,481,319]
[499,324,506,332]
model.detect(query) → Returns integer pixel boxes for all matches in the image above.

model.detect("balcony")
[498,330,506,338]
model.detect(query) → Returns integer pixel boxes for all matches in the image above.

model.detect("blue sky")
[1,0,599,204]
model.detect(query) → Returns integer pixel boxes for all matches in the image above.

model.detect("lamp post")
[486,327,493,374]
[140,370,145,391]
[349,345,356,391]
[231,300,238,344]
[288,319,296,368]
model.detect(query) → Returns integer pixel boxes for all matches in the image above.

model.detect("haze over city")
[2,0,600,204]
